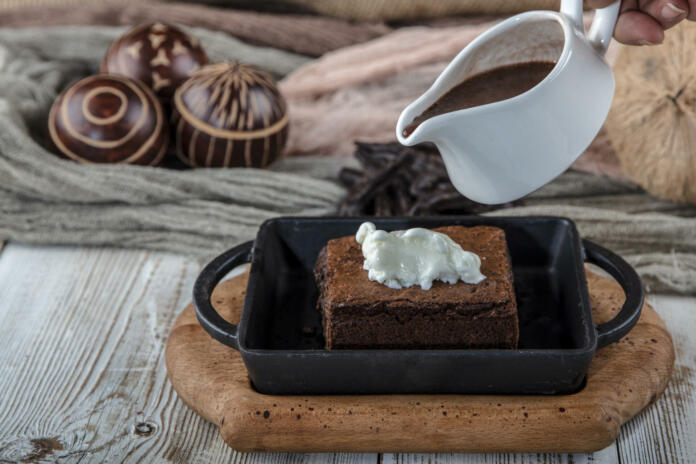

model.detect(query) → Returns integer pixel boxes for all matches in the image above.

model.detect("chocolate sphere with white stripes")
[172,62,289,168]
[101,22,209,102]
[47,74,169,165]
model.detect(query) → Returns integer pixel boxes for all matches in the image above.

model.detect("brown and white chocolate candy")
[172,62,289,168]
[47,74,169,165]
[101,22,209,102]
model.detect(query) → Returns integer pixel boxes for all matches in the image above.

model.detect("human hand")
[587,0,694,44]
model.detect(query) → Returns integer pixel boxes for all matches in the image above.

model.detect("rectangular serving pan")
[194,217,643,395]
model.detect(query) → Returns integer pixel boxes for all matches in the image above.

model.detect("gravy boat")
[396,0,620,204]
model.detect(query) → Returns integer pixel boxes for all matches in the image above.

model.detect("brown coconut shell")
[605,22,696,204]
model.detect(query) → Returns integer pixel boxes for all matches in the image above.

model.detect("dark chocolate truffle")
[101,22,209,102]
[47,74,169,165]
[172,62,289,168]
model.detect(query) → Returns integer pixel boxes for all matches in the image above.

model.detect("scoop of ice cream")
[355,221,485,290]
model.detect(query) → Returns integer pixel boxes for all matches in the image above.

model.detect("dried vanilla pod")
[338,142,519,216]
[338,168,363,187]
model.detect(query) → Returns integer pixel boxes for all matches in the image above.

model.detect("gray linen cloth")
[1,26,695,294]
[0,26,341,257]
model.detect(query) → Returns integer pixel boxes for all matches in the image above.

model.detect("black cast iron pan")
[193,216,643,395]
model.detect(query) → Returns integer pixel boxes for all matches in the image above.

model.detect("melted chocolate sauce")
[402,61,556,137]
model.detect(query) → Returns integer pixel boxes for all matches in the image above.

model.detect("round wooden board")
[165,270,674,453]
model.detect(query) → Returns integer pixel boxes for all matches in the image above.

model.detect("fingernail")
[661,2,687,20]
[638,40,658,45]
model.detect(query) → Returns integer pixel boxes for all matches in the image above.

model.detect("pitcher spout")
[396,95,480,149]
[396,99,477,148]
[396,52,479,147]
[395,101,434,147]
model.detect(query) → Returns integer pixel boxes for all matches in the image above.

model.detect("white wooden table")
[0,242,694,463]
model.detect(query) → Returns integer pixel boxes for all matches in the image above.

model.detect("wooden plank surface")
[615,294,696,464]
[0,243,694,463]
[0,244,376,464]
[382,447,620,464]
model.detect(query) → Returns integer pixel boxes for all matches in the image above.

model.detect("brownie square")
[314,225,518,349]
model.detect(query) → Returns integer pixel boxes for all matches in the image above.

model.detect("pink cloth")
[280,24,493,157]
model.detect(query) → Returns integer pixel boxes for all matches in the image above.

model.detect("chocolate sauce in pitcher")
[402,61,556,137]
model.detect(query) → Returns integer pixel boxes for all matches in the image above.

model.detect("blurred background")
[0,0,694,294]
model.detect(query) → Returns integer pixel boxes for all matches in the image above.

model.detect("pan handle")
[193,241,254,350]
[582,239,644,349]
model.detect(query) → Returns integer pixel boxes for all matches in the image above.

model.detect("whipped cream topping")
[355,222,486,290]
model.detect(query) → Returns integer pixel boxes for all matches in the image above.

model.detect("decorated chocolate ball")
[48,74,169,165]
[172,62,289,168]
[101,22,209,102]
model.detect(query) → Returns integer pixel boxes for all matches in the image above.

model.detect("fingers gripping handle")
[561,0,620,56]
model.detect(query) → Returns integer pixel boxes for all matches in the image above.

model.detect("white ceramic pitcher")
[396,0,620,204]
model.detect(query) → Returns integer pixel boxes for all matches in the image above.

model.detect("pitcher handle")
[560,0,620,56]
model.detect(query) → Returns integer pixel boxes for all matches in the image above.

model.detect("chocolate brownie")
[314,225,518,349]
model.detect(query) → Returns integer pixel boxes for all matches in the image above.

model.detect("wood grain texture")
[0,244,375,463]
[0,244,200,462]
[0,243,694,463]
[383,294,696,463]
[382,446,620,464]
[615,294,696,464]
[166,270,674,454]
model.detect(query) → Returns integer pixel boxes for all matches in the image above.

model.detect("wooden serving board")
[165,270,674,453]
